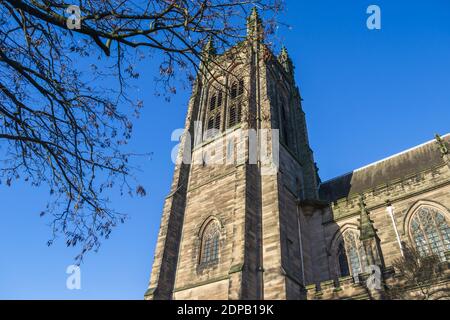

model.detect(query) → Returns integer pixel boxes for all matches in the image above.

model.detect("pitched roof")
[319,134,450,202]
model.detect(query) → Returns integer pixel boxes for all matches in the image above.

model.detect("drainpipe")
[296,201,306,284]
[386,201,403,257]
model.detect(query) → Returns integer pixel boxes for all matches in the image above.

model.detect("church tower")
[145,9,319,300]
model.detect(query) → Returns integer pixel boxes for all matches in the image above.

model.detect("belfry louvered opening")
[230,79,244,100]
[204,78,245,140]
[205,87,224,139]
[209,91,223,112]
[206,114,221,139]
[228,103,241,128]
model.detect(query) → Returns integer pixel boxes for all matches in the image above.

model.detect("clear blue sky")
[1,0,449,299]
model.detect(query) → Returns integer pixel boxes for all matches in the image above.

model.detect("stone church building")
[145,9,450,300]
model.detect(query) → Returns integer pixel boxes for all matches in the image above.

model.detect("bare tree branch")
[0,0,283,262]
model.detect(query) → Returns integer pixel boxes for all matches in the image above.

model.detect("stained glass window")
[338,242,350,277]
[200,221,220,265]
[410,206,450,261]
[343,231,365,276]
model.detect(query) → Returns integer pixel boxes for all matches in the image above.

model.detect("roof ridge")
[320,133,450,186]
[353,133,449,173]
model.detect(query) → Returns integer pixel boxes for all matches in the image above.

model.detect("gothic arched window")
[410,206,450,261]
[200,220,221,265]
[338,242,350,277]
[342,231,366,276]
